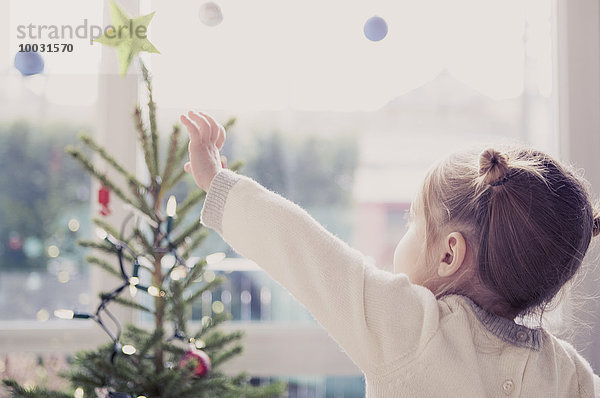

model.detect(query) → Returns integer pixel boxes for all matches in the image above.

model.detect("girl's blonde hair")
[418,144,600,318]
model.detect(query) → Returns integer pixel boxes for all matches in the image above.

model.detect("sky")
[5,0,553,111]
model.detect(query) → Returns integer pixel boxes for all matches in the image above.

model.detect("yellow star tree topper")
[94,0,160,75]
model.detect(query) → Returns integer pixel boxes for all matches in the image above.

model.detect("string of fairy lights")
[54,195,201,363]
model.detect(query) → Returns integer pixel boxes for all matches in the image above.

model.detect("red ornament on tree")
[179,348,211,377]
[98,185,111,216]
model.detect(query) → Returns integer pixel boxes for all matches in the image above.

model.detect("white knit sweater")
[200,169,600,398]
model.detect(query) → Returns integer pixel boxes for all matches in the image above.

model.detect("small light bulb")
[47,245,60,258]
[95,227,108,240]
[194,339,206,349]
[36,309,50,322]
[161,254,177,269]
[147,286,160,297]
[171,266,187,281]
[129,285,138,297]
[74,387,84,398]
[54,309,74,319]
[122,344,136,355]
[212,301,224,314]
[204,270,216,283]
[166,195,177,217]
[129,276,140,286]
[138,256,153,268]
[68,218,80,232]
[57,270,70,283]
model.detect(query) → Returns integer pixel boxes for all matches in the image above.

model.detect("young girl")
[180,110,600,397]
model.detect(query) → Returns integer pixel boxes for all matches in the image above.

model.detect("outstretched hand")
[180,110,226,192]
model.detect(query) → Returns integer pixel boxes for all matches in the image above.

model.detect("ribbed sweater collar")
[454,294,543,350]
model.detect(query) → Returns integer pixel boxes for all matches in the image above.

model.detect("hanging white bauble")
[199,2,223,27]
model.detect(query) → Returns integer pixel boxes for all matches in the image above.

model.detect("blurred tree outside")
[176,128,360,263]
[0,120,91,271]
[239,130,359,243]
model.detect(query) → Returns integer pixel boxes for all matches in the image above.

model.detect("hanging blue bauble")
[14,51,44,76]
[364,16,388,42]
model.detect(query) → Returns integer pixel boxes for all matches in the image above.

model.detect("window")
[144,0,558,392]
[3,0,582,394]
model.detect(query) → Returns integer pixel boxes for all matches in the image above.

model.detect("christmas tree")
[3,2,285,397]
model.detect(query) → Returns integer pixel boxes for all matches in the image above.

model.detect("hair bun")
[479,148,510,186]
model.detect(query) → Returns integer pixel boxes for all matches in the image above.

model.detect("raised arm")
[181,110,441,374]
[200,169,441,373]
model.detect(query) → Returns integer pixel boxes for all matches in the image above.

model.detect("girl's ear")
[437,232,467,277]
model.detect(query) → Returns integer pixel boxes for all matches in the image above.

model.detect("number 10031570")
[19,43,73,52]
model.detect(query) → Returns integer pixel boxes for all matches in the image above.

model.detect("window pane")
[0,118,94,321]
[150,0,555,274]
[1,0,103,320]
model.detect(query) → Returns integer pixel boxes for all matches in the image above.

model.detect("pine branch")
[171,216,204,248]
[127,179,157,223]
[163,364,192,395]
[75,134,155,220]
[161,124,181,194]
[112,296,155,314]
[132,227,156,259]
[168,280,187,336]
[180,230,209,260]
[228,160,244,173]
[137,328,163,359]
[172,190,206,230]
[193,312,232,338]
[163,167,188,193]
[65,147,155,221]
[78,133,149,195]
[182,259,207,290]
[184,276,226,306]
[210,344,243,368]
[92,217,123,240]
[63,371,103,390]
[123,323,151,339]
[161,342,186,356]
[1,379,71,398]
[223,117,237,131]
[85,255,122,279]
[173,137,190,176]
[77,240,136,263]
[141,62,160,177]
[134,106,156,178]
[203,330,244,352]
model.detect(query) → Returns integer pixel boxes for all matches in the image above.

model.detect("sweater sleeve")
[200,169,441,373]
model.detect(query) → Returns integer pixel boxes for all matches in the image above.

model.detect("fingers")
[216,125,226,150]
[187,111,213,142]
[180,115,199,139]
[181,111,226,149]
[198,112,226,149]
